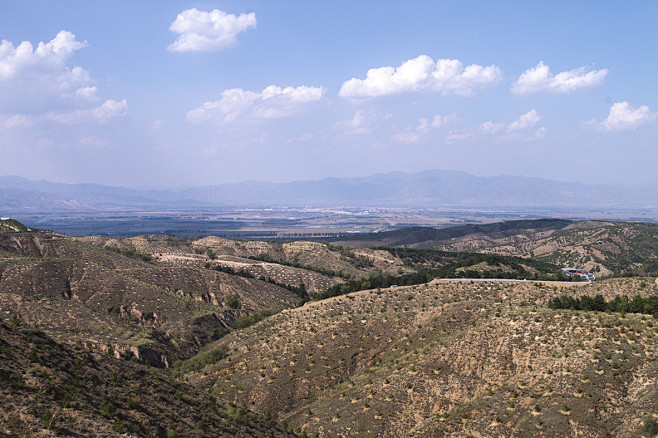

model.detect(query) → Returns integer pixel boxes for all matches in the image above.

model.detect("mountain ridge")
[1,170,657,211]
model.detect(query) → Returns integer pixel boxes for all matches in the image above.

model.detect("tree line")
[547,294,658,317]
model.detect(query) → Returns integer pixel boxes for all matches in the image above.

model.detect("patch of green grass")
[172,345,229,376]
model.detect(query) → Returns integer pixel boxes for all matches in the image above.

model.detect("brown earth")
[188,277,658,437]
[0,318,293,437]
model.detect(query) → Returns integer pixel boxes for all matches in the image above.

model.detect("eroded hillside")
[0,231,304,367]
[334,220,658,277]
[1,218,657,437]
[186,277,658,437]
[432,221,658,277]
[0,318,293,437]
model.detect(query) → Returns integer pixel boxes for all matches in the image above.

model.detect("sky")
[0,1,657,188]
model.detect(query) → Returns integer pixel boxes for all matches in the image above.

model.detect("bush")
[42,410,54,429]
[100,399,113,418]
[106,246,152,262]
[172,346,229,376]
[11,371,25,389]
[233,309,279,329]
[645,417,658,437]
[224,294,241,309]
[112,418,124,433]
[125,397,138,409]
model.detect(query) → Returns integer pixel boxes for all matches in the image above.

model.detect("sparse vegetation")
[1,219,657,437]
[106,245,153,262]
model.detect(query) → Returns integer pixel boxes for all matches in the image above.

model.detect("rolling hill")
[334,219,658,277]
[185,277,658,437]
[2,218,657,437]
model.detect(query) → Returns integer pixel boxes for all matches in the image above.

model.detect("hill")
[334,219,658,277]
[186,277,658,437]
[0,229,305,367]
[0,217,30,233]
[429,221,658,277]
[2,218,657,437]
[331,219,573,248]
[0,223,422,367]
[0,317,293,437]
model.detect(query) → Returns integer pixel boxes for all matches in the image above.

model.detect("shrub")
[645,417,658,437]
[100,400,113,418]
[224,294,241,309]
[11,371,25,389]
[42,410,54,429]
[233,309,279,329]
[125,397,138,409]
[172,346,229,376]
[113,418,124,433]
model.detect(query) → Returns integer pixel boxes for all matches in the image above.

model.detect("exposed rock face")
[0,231,303,367]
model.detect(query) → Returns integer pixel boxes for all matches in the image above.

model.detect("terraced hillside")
[0,230,304,367]
[0,318,293,437]
[187,277,658,437]
[77,234,411,295]
[2,218,657,437]
[194,237,410,287]
[334,220,658,277]
[431,221,658,277]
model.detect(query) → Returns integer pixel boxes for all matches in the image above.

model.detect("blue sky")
[1,1,656,187]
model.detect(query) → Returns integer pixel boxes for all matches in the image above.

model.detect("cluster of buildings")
[561,267,595,282]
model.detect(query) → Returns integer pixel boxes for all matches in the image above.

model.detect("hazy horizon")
[2,168,658,192]
[1,1,657,188]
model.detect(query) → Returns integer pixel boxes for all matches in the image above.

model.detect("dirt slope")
[187,277,658,437]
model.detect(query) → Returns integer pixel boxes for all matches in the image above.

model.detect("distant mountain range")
[1,170,656,212]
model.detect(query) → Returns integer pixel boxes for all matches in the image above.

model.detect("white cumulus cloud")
[0,31,127,127]
[480,121,505,135]
[483,109,542,134]
[334,110,393,134]
[393,113,460,143]
[187,85,325,123]
[589,101,657,131]
[508,109,542,130]
[511,61,607,94]
[47,99,128,124]
[416,113,460,134]
[0,31,100,112]
[447,109,544,143]
[0,30,87,79]
[339,55,502,98]
[168,8,257,52]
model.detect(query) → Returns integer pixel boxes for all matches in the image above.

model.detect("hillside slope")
[331,219,573,248]
[334,220,658,277]
[0,318,293,437]
[187,277,658,437]
[430,221,658,276]
[0,230,303,366]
